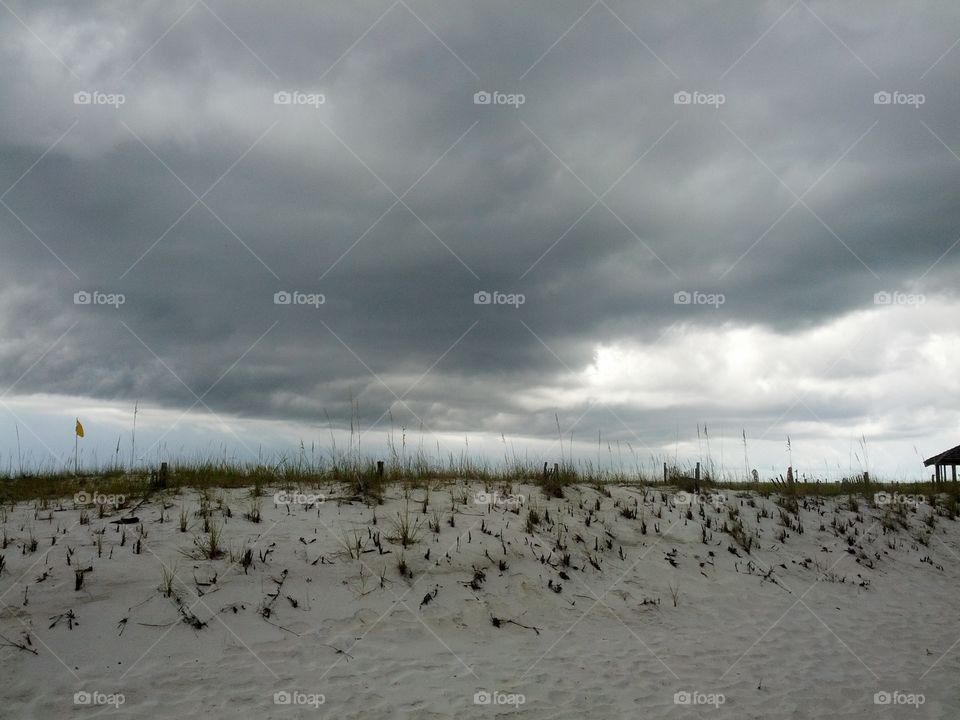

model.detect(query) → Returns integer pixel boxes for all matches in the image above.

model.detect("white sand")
[1,483,957,718]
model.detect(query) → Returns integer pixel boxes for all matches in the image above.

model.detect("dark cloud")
[2,0,960,471]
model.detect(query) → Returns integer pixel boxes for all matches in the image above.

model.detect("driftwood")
[48,609,78,630]
[259,569,289,619]
[0,632,37,655]
[490,614,541,635]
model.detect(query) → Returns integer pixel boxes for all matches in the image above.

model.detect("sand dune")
[1,483,956,718]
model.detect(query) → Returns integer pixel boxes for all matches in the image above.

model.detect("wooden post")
[695,462,700,480]
[663,462,668,483]
[553,462,559,477]
[376,460,384,477]
[150,461,168,490]
[543,462,548,479]
[953,465,957,482]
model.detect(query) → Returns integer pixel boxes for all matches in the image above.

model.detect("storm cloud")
[2,0,959,476]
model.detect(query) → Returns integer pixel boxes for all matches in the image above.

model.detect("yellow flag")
[75,419,84,438]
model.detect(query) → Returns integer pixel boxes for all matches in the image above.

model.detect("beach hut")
[923,444,960,482]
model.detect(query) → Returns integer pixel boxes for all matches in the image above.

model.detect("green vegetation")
[0,450,951,506]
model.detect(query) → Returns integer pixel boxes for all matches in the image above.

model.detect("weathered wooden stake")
[377,460,384,477]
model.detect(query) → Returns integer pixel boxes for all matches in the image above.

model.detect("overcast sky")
[1,1,959,479]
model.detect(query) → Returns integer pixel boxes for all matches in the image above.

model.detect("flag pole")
[74,418,82,475]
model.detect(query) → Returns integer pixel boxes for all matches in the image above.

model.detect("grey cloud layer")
[1,0,959,446]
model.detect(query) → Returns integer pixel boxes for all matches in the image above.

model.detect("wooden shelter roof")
[924,443,960,467]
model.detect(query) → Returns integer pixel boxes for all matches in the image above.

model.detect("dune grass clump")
[244,497,262,523]
[348,463,386,504]
[723,507,754,554]
[339,527,366,559]
[387,503,423,548]
[240,547,254,573]
[186,522,223,560]
[525,506,541,533]
[160,563,178,598]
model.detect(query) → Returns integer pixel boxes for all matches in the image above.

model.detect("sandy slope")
[1,482,958,719]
